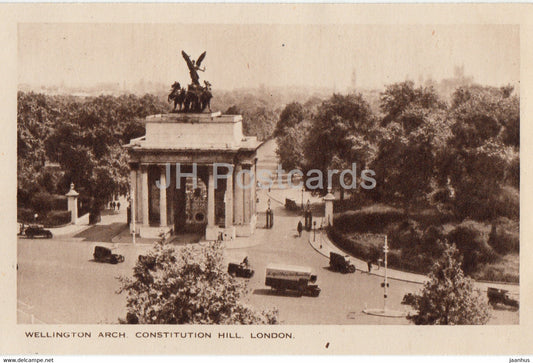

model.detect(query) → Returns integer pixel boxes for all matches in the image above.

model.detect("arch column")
[234,164,243,225]
[159,165,167,227]
[205,165,217,240]
[141,164,149,226]
[225,169,233,228]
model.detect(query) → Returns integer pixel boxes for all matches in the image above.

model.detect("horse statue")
[168,82,186,112]
[183,84,202,112]
[200,81,213,112]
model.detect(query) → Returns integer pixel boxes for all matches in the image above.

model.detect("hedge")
[43,210,72,227]
[333,206,405,234]
[327,227,382,262]
[30,192,67,214]
[17,208,35,222]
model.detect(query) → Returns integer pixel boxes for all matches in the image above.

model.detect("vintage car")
[285,198,299,211]
[265,263,320,297]
[93,246,125,264]
[227,256,254,278]
[329,252,356,273]
[24,224,53,239]
[487,287,519,309]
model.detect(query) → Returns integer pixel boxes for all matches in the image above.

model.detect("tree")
[118,240,278,324]
[440,85,519,221]
[276,120,310,170]
[380,81,445,125]
[407,242,490,325]
[304,93,377,196]
[275,102,306,136]
[17,92,169,221]
[372,83,450,214]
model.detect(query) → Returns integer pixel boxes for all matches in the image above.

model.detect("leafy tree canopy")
[407,242,491,325]
[118,241,278,324]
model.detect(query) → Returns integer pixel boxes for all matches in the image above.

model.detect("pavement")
[46,195,129,238]
[16,138,519,324]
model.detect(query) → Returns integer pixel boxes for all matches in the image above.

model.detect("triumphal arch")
[124,50,261,240]
[125,111,261,240]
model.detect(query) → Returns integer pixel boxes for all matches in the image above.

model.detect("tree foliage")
[440,85,519,220]
[407,242,490,325]
[275,102,306,136]
[372,83,450,213]
[17,92,168,216]
[303,93,377,194]
[118,240,278,324]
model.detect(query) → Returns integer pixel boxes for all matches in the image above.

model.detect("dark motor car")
[93,246,125,264]
[227,256,254,278]
[24,224,53,239]
[487,287,519,309]
[329,252,356,273]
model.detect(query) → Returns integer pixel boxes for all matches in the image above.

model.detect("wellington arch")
[124,111,262,240]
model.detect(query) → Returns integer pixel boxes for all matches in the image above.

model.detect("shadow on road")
[74,223,128,242]
[253,288,303,298]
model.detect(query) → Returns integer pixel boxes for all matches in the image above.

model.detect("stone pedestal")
[324,188,335,227]
[65,183,79,225]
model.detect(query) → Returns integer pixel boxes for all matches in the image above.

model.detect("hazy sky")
[18,23,519,90]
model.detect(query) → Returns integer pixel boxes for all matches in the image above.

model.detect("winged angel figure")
[181,51,206,86]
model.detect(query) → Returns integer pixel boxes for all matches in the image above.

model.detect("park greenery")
[118,240,278,324]
[17,79,519,283]
[275,81,519,283]
[405,242,491,325]
[17,90,280,225]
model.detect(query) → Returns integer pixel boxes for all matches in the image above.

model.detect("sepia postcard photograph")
[1,2,532,357]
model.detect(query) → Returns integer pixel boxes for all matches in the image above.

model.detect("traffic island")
[362,308,407,318]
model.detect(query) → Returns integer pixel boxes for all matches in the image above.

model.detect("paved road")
[17,139,519,325]
[17,238,153,324]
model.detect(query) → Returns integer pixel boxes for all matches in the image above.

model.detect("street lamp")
[383,235,389,312]
[301,187,304,210]
[313,221,317,242]
[361,234,405,318]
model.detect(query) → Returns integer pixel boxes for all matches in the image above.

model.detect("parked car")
[93,246,124,264]
[285,198,299,211]
[24,224,53,239]
[329,252,356,273]
[265,263,320,297]
[228,256,254,278]
[487,287,519,309]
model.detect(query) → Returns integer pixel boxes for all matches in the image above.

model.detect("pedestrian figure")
[117,201,121,211]
[367,260,372,273]
[112,201,116,210]
[297,220,303,237]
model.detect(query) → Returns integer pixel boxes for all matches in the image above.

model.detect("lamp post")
[301,187,304,210]
[383,235,389,312]
[313,221,317,242]
[361,234,405,318]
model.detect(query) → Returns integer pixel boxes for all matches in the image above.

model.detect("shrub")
[493,186,519,221]
[327,228,382,262]
[43,210,72,227]
[31,192,67,214]
[447,222,498,275]
[488,222,519,255]
[334,206,405,234]
[17,207,35,222]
